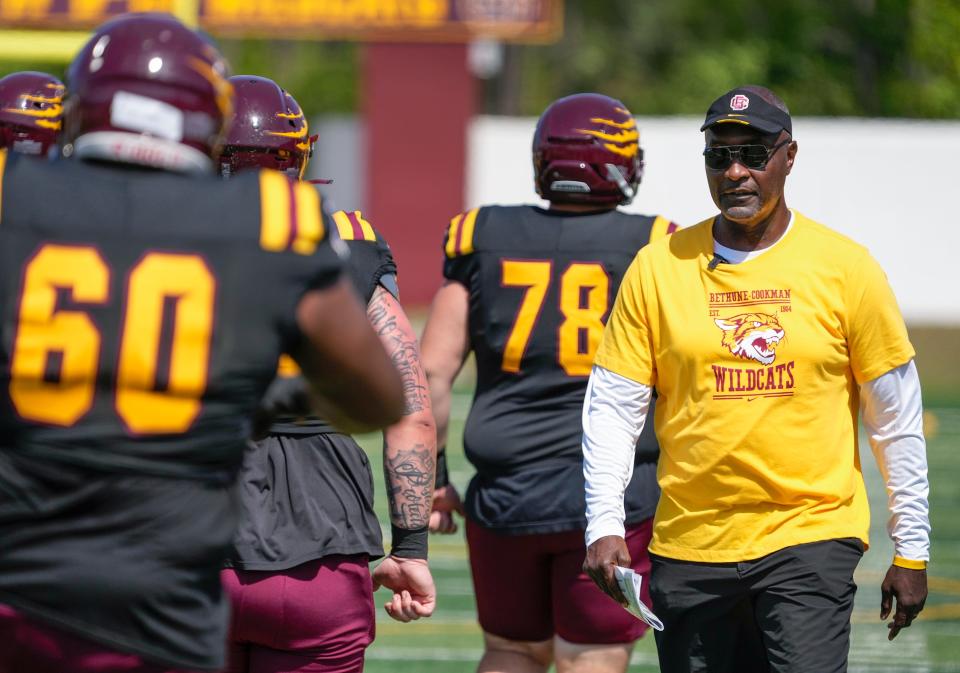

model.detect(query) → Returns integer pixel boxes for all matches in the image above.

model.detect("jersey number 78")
[500,259,609,376]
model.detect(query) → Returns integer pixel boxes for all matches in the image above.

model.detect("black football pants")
[650,538,863,673]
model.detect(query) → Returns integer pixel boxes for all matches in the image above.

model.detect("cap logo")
[730,94,750,111]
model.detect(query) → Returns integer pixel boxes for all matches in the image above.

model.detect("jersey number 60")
[9,244,215,434]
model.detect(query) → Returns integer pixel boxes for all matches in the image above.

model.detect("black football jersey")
[443,205,676,534]
[0,151,341,670]
[230,213,396,570]
[330,210,399,307]
[269,211,397,435]
[228,432,384,571]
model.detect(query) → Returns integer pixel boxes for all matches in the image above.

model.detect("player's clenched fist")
[372,556,437,622]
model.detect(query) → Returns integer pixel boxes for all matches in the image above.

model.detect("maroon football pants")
[221,555,374,673]
[0,604,195,673]
[466,518,654,644]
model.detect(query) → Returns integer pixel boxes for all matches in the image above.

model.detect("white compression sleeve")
[860,360,930,562]
[582,365,652,547]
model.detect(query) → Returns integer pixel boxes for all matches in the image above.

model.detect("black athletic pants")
[650,538,863,673]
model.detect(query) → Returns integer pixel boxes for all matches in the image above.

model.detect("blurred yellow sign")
[0,0,173,24]
[0,0,563,42]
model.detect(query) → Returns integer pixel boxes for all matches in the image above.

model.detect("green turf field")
[357,394,960,672]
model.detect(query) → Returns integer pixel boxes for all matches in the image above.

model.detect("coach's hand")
[372,556,437,622]
[584,535,631,607]
[429,484,465,534]
[881,565,927,640]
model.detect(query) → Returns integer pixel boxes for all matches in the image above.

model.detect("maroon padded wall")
[363,42,474,306]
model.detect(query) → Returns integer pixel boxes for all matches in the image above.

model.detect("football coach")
[580,85,930,673]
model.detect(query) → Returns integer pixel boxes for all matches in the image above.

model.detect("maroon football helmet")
[533,93,643,207]
[0,71,65,156]
[62,13,233,173]
[219,75,316,180]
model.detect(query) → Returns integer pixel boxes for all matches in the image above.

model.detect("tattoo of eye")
[385,444,435,529]
[367,288,430,415]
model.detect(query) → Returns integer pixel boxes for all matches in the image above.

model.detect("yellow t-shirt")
[594,210,914,562]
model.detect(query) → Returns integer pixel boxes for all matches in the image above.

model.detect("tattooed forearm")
[367,287,430,415]
[368,287,436,528]
[384,443,435,529]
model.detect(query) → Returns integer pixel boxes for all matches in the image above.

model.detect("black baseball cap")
[700,87,792,136]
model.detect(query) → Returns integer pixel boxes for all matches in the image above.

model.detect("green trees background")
[487,0,960,117]
[2,0,958,118]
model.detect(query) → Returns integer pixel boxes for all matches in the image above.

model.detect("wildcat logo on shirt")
[707,293,796,401]
[714,312,784,365]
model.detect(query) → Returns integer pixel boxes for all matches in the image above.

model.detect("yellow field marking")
[930,575,960,594]
[854,569,960,622]
[859,569,960,595]
[914,603,960,620]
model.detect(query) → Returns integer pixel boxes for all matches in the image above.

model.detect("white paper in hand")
[613,566,664,631]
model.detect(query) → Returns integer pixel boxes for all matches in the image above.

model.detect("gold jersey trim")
[0,149,7,224]
[445,207,479,258]
[332,210,377,242]
[649,214,677,242]
[259,170,325,254]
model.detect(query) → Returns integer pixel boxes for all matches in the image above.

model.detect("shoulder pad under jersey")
[443,207,481,258]
[258,169,326,255]
[331,210,379,242]
[648,214,680,243]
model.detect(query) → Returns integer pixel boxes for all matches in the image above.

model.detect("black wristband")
[435,446,449,489]
[390,525,429,560]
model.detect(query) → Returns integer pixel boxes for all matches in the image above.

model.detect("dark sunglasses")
[703,139,790,171]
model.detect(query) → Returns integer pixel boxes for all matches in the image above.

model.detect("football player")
[0,15,403,673]
[421,93,675,673]
[218,75,437,673]
[0,70,64,156]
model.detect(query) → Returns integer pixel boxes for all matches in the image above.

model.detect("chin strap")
[605,163,634,202]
